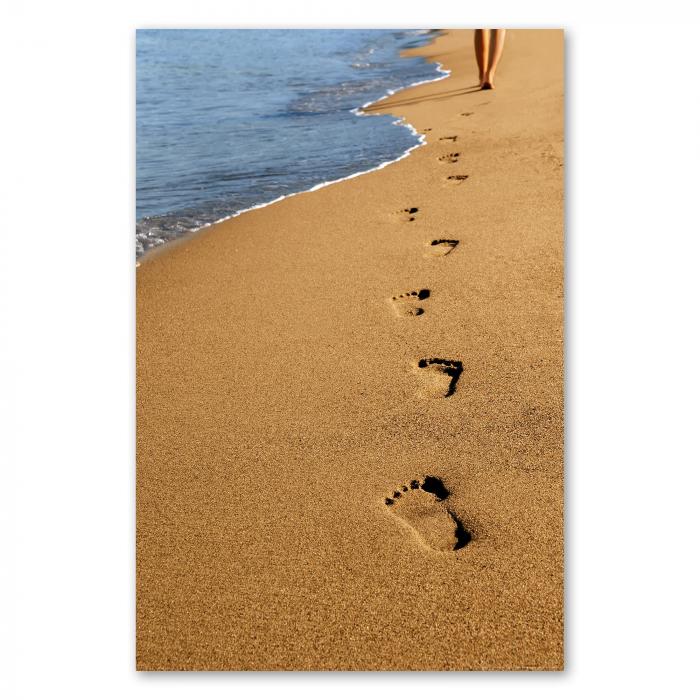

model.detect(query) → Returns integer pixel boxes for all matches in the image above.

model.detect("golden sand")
[136,28,564,670]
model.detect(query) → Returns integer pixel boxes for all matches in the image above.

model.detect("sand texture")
[136,29,564,670]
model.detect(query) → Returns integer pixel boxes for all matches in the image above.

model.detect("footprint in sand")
[426,239,459,257]
[438,152,460,164]
[415,358,463,398]
[390,289,430,317]
[384,476,470,552]
[397,206,419,222]
[461,112,474,117]
[447,174,469,183]
[439,135,458,142]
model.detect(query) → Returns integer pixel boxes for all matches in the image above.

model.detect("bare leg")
[474,29,490,84]
[482,29,506,89]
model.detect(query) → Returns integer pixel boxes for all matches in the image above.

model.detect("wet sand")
[136,28,564,670]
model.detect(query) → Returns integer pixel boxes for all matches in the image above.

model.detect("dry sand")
[136,28,564,671]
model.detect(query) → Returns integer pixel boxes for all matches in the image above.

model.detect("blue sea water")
[136,29,445,257]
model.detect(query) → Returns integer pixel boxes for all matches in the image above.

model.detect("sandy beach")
[136,27,564,671]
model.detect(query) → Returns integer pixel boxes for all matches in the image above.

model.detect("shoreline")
[137,28,564,670]
[137,33,450,264]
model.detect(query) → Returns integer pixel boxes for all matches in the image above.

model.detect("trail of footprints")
[382,127,472,550]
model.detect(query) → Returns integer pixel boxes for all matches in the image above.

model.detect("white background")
[1,1,699,697]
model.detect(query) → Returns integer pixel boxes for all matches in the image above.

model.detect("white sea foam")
[179,62,451,241]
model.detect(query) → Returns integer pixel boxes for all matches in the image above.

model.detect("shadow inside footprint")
[421,475,449,500]
[384,475,470,552]
[416,358,463,398]
[453,519,473,549]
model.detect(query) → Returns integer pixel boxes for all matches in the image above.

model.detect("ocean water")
[136,29,446,258]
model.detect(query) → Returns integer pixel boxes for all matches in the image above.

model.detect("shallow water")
[136,29,444,258]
